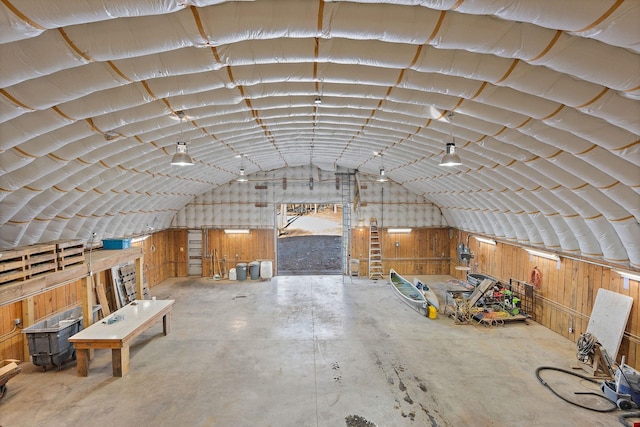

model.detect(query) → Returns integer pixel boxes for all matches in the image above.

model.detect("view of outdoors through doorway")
[277,204,343,275]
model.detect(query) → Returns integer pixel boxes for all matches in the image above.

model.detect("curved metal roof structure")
[1,1,639,267]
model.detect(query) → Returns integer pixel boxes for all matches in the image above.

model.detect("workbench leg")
[112,347,129,377]
[76,349,90,377]
[162,312,172,335]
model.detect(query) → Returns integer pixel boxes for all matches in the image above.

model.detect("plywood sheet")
[587,288,633,359]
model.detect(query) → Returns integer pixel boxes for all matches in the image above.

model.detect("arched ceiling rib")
[0,0,638,268]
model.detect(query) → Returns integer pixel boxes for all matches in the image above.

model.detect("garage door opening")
[277,204,343,275]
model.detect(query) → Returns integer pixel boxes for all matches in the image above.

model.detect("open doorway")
[277,204,343,275]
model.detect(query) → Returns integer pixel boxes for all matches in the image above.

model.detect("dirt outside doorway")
[277,205,343,275]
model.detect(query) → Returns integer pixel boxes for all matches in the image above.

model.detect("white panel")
[587,289,634,360]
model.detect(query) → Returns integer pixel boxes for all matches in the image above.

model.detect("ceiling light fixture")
[314,97,322,104]
[439,112,462,167]
[171,142,194,166]
[237,155,248,182]
[170,112,194,166]
[377,153,388,182]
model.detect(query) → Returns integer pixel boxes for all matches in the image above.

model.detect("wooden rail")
[0,248,143,307]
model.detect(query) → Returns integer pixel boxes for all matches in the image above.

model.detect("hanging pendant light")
[377,153,388,182]
[237,155,248,182]
[439,112,462,167]
[170,112,194,166]
[439,143,461,166]
[171,142,194,166]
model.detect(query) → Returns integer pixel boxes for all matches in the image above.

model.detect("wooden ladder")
[369,218,383,279]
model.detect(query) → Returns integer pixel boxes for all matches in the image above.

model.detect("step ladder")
[369,218,383,279]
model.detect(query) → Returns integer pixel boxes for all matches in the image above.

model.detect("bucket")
[249,261,260,280]
[428,305,437,319]
[236,263,247,281]
[229,268,237,281]
[350,259,360,277]
[260,261,273,279]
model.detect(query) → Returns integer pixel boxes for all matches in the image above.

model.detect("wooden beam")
[82,275,95,328]
[21,296,34,360]
[135,255,144,300]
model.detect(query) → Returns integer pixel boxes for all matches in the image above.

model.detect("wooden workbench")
[69,299,174,377]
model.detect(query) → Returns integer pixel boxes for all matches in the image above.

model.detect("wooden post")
[135,254,144,300]
[81,275,95,360]
[21,296,35,361]
[82,275,95,328]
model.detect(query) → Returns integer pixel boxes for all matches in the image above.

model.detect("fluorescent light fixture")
[388,228,412,233]
[131,235,151,243]
[615,270,640,282]
[224,229,250,234]
[170,142,194,166]
[475,237,496,245]
[526,249,559,261]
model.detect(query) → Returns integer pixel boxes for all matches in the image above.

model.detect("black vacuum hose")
[619,412,640,426]
[535,366,617,413]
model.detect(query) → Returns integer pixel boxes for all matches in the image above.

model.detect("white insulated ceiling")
[0,0,639,267]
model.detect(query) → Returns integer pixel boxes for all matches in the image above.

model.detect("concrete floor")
[1,275,620,426]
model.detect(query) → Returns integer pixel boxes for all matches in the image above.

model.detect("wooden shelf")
[0,247,143,306]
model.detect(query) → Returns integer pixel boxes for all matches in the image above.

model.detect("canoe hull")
[413,278,440,311]
[389,269,428,317]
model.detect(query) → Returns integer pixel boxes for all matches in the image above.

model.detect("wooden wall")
[160,228,189,278]
[3,226,637,371]
[351,227,451,276]
[158,228,276,278]
[456,230,639,369]
[202,229,275,278]
[131,229,182,285]
[1,230,178,362]
[0,277,84,361]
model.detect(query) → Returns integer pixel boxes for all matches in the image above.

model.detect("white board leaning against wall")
[586,289,634,360]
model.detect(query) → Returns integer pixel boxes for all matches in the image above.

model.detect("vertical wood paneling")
[1,278,83,361]
[0,302,23,360]
[2,227,638,369]
[203,229,275,277]
[461,236,638,369]
[350,227,450,277]
[169,229,189,277]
